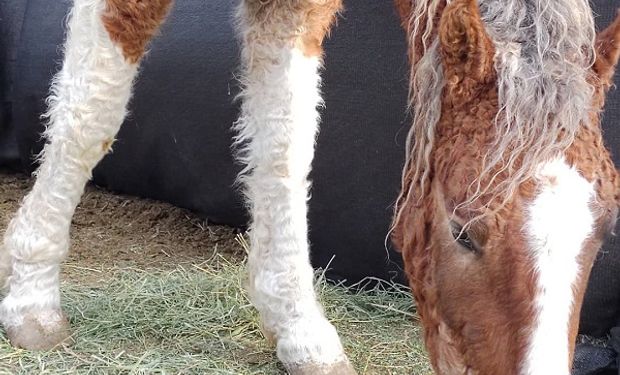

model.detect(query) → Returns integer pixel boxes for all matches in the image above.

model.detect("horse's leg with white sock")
[0,0,172,349]
[236,1,356,373]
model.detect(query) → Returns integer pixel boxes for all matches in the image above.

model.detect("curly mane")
[396,0,596,218]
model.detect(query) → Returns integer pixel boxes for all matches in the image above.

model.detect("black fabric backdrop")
[1,0,619,338]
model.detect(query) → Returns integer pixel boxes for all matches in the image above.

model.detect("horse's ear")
[594,11,620,90]
[394,0,411,30]
[439,0,494,102]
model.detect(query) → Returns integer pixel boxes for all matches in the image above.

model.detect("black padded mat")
[0,0,27,169]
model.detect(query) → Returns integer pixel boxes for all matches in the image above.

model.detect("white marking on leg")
[235,7,346,367]
[1,0,137,329]
[523,158,595,375]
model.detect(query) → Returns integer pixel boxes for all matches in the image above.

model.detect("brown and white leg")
[0,0,171,349]
[235,1,355,374]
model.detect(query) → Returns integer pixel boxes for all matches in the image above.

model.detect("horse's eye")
[450,221,478,254]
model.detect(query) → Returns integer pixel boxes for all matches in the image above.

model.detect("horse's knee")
[239,0,342,57]
[102,0,173,63]
[298,0,343,57]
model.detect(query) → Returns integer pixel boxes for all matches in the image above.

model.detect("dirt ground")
[0,170,243,279]
[0,169,431,375]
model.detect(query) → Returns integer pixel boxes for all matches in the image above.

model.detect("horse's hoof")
[5,312,73,350]
[286,358,358,375]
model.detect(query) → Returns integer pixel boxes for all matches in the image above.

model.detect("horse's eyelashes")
[450,222,479,254]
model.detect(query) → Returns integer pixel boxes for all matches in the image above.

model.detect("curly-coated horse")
[1,0,619,374]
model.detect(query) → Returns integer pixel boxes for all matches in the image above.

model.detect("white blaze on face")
[523,158,595,375]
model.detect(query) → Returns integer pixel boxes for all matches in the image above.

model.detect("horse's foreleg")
[0,0,172,349]
[236,1,355,374]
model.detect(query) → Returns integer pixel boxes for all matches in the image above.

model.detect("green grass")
[0,255,431,374]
